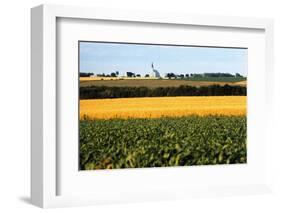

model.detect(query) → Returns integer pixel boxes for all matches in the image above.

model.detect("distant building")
[150,63,161,78]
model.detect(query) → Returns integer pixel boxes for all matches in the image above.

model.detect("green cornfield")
[79,115,247,170]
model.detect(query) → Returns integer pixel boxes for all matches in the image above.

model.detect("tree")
[110,72,117,77]
[97,73,105,77]
[80,72,94,77]
[145,74,150,78]
[166,73,176,79]
[185,74,189,78]
[126,72,135,77]
[192,73,203,78]
[136,74,141,77]
[235,73,243,78]
[178,74,184,79]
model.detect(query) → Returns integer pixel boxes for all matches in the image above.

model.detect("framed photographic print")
[31,4,274,208]
[78,41,248,170]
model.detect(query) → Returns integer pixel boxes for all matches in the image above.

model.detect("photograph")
[79,41,247,170]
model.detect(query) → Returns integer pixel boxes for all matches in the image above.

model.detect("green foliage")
[79,115,247,170]
[80,84,247,99]
[184,77,246,82]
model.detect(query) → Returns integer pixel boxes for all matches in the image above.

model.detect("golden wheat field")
[80,96,246,120]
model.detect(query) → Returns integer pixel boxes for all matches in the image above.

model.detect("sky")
[79,42,247,77]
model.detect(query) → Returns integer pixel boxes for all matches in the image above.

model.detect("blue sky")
[79,42,247,77]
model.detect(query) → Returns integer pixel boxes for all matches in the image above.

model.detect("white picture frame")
[31,4,274,208]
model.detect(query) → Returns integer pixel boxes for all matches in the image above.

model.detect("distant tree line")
[203,73,243,78]
[165,72,244,79]
[80,72,94,77]
[80,85,246,99]
[80,72,244,79]
[80,71,120,78]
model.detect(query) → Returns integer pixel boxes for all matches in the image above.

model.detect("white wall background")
[0,0,280,212]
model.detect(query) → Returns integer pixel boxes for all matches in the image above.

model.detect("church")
[150,62,161,78]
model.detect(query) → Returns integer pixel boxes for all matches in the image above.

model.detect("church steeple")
[150,62,160,78]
